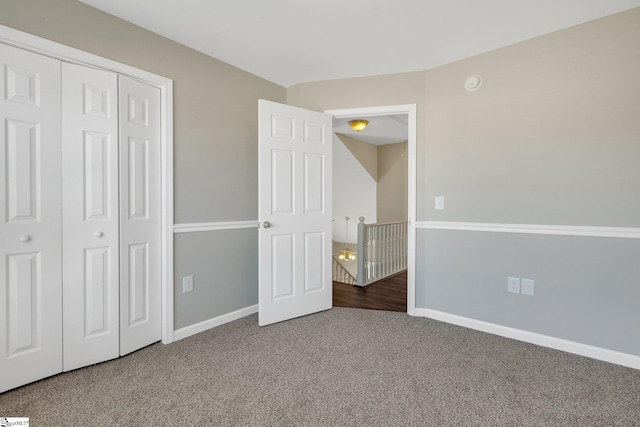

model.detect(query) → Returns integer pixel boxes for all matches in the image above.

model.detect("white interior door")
[118,75,162,355]
[61,62,120,371]
[258,100,332,326]
[0,43,63,392]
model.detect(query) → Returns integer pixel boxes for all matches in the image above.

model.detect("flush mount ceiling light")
[348,119,369,132]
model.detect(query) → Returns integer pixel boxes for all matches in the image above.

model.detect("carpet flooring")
[1,307,639,426]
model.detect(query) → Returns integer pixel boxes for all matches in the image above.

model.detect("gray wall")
[174,230,258,329]
[377,142,408,223]
[421,10,640,225]
[416,229,640,355]
[289,8,640,356]
[0,0,286,329]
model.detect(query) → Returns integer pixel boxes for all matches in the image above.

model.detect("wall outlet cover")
[507,277,520,294]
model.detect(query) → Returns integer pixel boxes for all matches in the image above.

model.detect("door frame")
[0,24,175,343]
[325,105,417,315]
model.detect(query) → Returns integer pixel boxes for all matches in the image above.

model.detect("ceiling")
[334,115,408,146]
[78,1,639,88]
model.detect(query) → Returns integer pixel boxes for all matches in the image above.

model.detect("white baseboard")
[413,308,640,370]
[173,304,258,341]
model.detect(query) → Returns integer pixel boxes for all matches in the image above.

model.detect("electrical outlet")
[183,275,194,293]
[521,279,535,296]
[507,277,520,294]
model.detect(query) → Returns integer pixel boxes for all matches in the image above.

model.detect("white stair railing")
[357,217,407,287]
[332,256,357,285]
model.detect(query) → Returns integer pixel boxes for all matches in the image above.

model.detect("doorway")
[325,105,417,315]
[333,271,407,311]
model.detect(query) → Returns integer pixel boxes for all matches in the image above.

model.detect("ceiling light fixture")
[338,217,356,262]
[348,119,369,132]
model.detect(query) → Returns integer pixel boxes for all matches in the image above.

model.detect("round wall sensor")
[465,74,482,92]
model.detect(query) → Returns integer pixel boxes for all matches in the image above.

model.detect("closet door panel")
[0,43,62,393]
[62,62,119,371]
[119,76,161,355]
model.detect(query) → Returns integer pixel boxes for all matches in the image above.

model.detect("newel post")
[357,217,365,286]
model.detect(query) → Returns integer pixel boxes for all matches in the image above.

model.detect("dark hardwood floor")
[333,270,407,312]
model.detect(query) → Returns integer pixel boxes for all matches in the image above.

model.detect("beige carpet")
[1,307,639,426]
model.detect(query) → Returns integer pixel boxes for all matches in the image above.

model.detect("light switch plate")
[521,279,535,296]
[183,275,194,293]
[435,196,444,210]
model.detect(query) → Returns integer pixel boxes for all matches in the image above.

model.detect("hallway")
[333,270,407,312]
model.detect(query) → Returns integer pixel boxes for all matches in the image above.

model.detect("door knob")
[262,221,271,229]
[94,231,104,238]
[19,235,31,242]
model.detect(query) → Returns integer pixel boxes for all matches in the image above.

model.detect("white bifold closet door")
[61,63,120,371]
[1,43,161,391]
[0,42,63,392]
[61,64,162,370]
[118,75,161,357]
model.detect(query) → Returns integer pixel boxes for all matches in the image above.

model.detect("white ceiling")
[334,115,408,146]
[79,0,639,88]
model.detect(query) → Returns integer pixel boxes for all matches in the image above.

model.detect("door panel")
[6,119,39,221]
[62,62,120,371]
[304,232,325,292]
[127,243,149,327]
[304,153,325,213]
[271,150,295,214]
[258,100,332,326]
[83,247,112,337]
[6,252,39,353]
[127,137,149,219]
[118,75,161,356]
[272,234,295,299]
[84,131,111,219]
[0,43,62,393]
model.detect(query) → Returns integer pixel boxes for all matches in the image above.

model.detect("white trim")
[325,105,417,316]
[0,24,175,344]
[414,308,640,370]
[173,220,260,233]
[407,107,417,316]
[173,305,258,341]
[416,221,640,239]
[161,81,175,344]
[0,24,168,85]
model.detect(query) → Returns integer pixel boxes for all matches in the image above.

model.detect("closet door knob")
[262,221,271,229]
[19,235,31,242]
[94,231,104,238]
